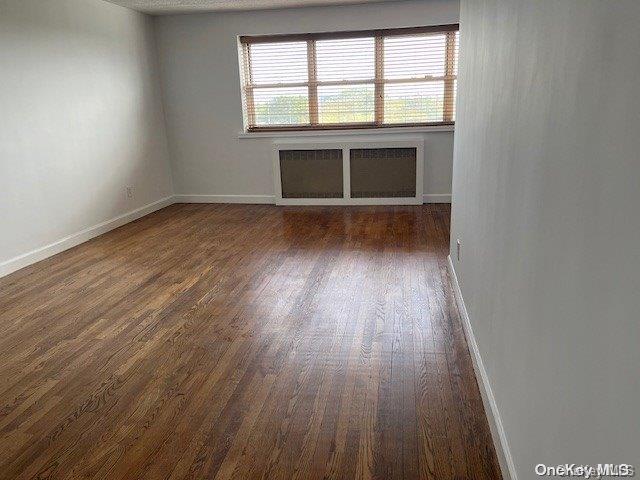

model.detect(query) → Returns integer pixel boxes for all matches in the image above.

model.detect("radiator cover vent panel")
[350,148,417,198]
[279,149,343,199]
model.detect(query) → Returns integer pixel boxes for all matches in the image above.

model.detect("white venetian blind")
[239,25,459,130]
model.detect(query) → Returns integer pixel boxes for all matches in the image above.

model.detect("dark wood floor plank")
[0,204,501,480]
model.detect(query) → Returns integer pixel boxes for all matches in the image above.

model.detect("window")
[238,25,459,131]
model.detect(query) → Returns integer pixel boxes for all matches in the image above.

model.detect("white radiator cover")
[272,136,424,205]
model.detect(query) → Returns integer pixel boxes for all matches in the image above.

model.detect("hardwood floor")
[0,204,501,480]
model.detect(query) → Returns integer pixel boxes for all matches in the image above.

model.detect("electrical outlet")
[456,239,462,261]
[126,186,133,199]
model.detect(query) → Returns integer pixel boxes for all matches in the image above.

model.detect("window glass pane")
[249,42,308,85]
[454,31,460,76]
[383,81,444,124]
[452,79,457,121]
[316,37,375,82]
[253,87,309,125]
[318,84,374,124]
[384,34,446,79]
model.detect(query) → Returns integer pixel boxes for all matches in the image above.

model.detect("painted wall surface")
[0,0,173,265]
[450,1,640,478]
[155,0,459,198]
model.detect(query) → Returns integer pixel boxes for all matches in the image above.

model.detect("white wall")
[0,0,173,271]
[155,0,459,200]
[450,1,640,478]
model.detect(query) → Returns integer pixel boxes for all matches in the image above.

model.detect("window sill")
[237,124,454,139]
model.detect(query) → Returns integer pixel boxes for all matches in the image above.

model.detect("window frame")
[239,24,459,132]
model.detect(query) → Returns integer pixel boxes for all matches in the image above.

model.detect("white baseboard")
[174,194,451,205]
[0,196,174,279]
[447,255,517,480]
[173,194,275,204]
[423,194,451,203]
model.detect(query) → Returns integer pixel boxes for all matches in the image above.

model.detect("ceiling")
[104,0,395,14]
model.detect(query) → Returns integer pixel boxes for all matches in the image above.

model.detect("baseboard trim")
[423,194,451,203]
[0,196,174,279]
[447,255,517,480]
[174,194,451,205]
[173,194,275,204]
